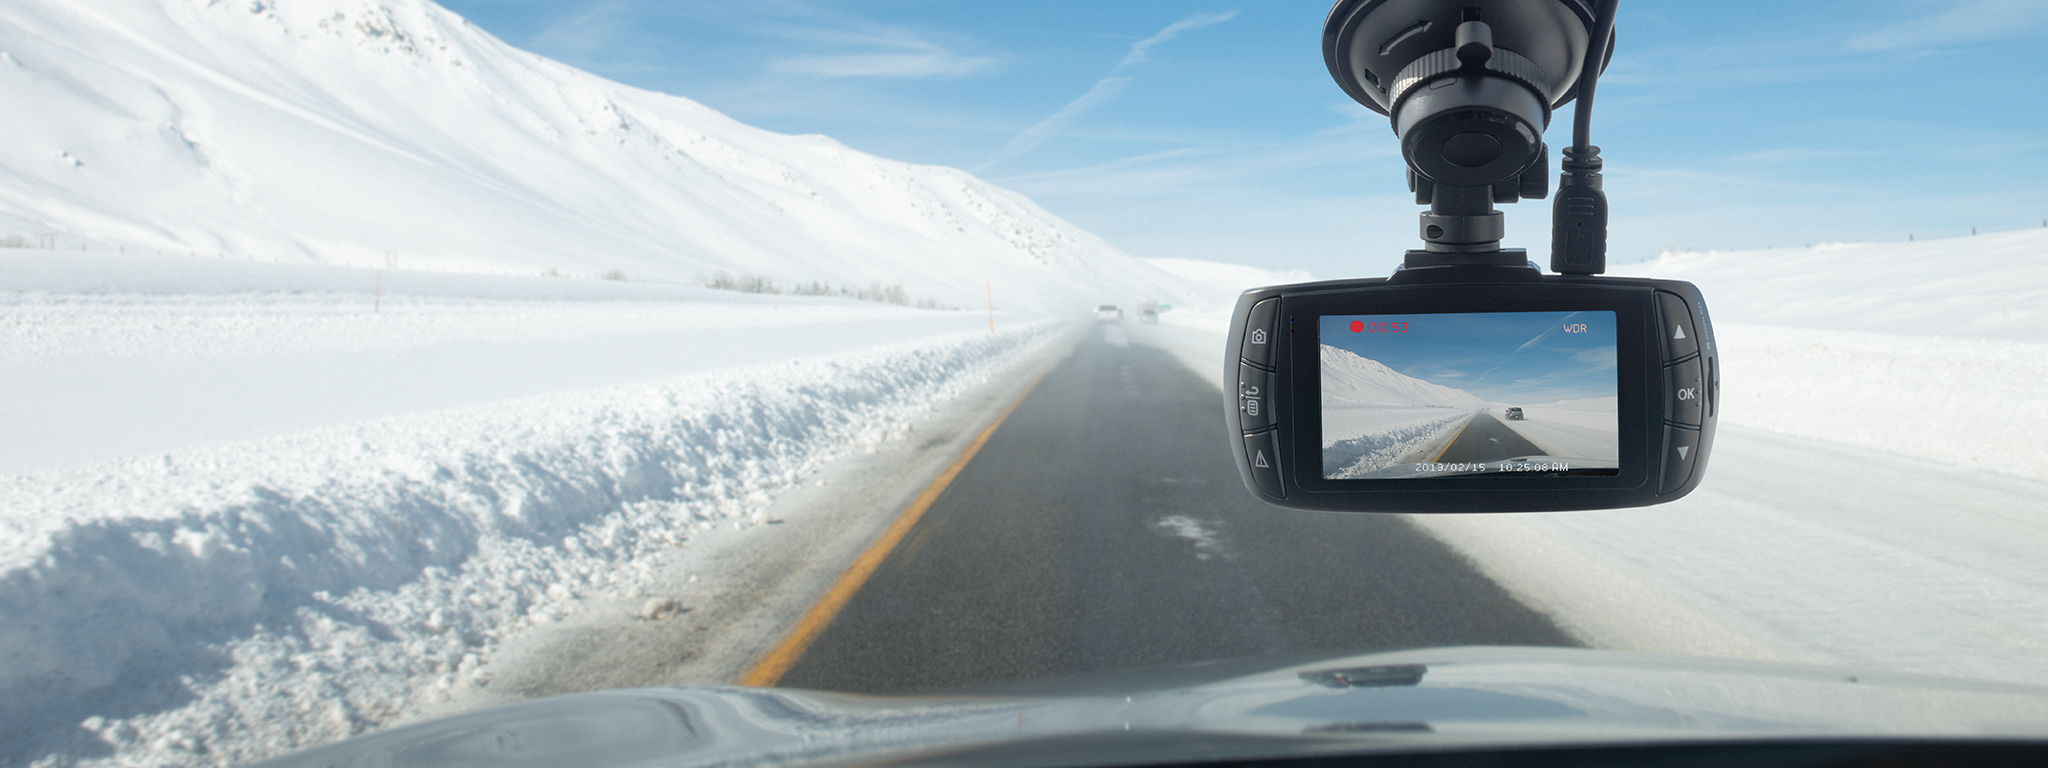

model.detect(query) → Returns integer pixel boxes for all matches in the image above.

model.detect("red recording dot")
[1349,320,1365,333]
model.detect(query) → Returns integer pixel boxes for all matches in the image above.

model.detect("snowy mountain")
[0,0,1208,311]
[1320,345,1488,409]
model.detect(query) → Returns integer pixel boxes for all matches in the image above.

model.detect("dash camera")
[1229,0,1717,513]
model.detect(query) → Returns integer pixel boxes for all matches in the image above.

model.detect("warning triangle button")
[1253,450,1271,468]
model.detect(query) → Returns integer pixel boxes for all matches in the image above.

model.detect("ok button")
[1239,363,1276,432]
[1666,356,1704,426]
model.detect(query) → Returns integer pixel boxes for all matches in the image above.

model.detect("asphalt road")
[776,326,1575,693]
[1435,412,1548,463]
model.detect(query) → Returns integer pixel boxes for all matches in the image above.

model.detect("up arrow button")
[1658,292,1700,361]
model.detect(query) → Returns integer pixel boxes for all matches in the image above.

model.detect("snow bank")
[0,322,1056,768]
[1323,409,1475,478]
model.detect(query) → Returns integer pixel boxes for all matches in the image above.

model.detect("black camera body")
[1227,262,1716,513]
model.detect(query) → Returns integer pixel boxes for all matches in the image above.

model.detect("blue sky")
[437,0,2048,278]
[1321,311,1616,403]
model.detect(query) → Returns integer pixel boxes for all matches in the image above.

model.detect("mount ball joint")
[1323,0,1612,261]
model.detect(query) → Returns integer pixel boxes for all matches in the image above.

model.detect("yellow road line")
[737,371,1049,687]
[1432,415,1477,463]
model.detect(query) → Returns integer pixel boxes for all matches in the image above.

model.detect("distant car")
[1504,407,1525,421]
[1095,305,1122,322]
[1138,309,1159,324]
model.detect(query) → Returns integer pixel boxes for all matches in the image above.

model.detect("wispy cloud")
[1847,0,2048,52]
[523,2,998,81]
[978,10,1238,170]
[1118,12,1238,68]
[762,21,997,79]
[1573,346,1618,371]
[769,50,995,79]
[526,1,656,68]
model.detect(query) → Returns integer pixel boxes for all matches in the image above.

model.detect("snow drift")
[0,0,1207,312]
[0,319,1058,766]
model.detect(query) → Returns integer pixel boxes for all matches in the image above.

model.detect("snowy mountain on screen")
[1320,345,1487,409]
[0,0,1207,311]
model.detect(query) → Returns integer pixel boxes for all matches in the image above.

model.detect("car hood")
[252,646,2048,768]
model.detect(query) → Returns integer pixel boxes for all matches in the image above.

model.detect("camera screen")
[1319,311,1620,479]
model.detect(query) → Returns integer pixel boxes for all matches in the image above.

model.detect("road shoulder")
[434,325,1084,710]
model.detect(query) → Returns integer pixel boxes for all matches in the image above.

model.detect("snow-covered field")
[1496,397,1619,463]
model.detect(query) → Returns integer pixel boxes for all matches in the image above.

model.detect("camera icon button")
[1240,298,1281,368]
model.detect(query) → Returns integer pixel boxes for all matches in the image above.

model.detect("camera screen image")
[1320,311,1619,479]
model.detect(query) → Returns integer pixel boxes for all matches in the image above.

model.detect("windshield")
[3,2,2046,767]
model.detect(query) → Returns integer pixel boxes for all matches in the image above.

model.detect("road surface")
[774,326,1575,693]
[1435,412,1547,463]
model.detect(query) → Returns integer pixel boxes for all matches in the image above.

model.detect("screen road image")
[1320,312,1620,478]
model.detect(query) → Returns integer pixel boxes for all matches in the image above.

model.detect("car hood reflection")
[251,646,2048,768]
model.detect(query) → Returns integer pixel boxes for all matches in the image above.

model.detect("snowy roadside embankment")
[0,321,1057,768]
[1322,409,1474,478]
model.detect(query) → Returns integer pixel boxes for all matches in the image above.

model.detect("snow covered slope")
[1614,228,2048,480]
[0,0,1206,311]
[1624,228,2048,343]
[1321,345,1487,409]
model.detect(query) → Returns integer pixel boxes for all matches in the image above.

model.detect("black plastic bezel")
[1287,284,1654,495]
[1227,269,1713,513]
